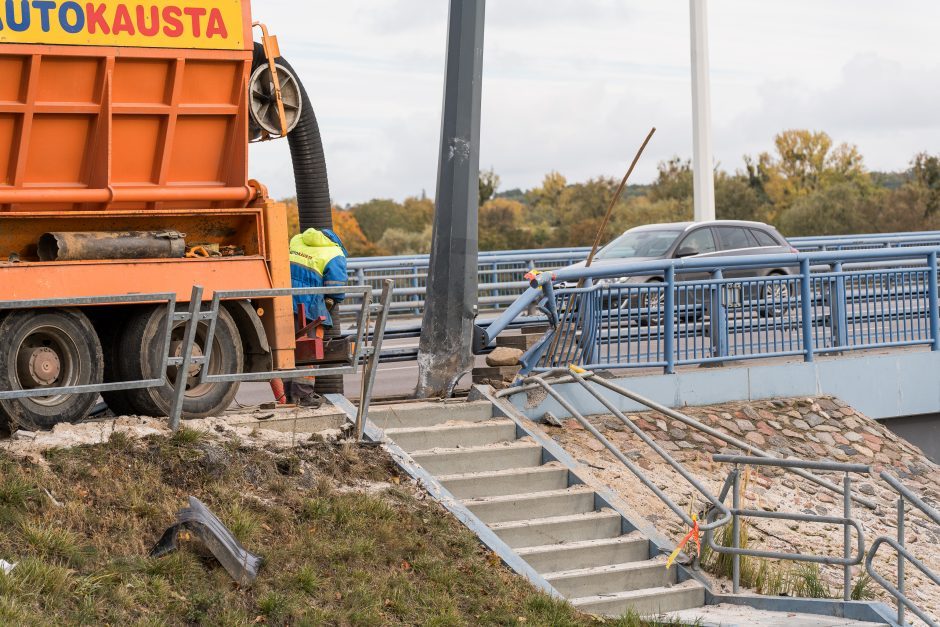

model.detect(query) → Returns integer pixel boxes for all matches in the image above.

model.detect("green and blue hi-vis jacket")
[289,228,348,326]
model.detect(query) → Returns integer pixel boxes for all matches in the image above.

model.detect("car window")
[676,229,717,256]
[595,230,681,260]
[717,227,755,250]
[750,228,779,247]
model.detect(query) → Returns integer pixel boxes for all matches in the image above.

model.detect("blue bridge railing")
[476,246,940,374]
[345,231,940,315]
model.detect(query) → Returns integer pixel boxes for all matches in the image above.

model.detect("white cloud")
[247,1,940,204]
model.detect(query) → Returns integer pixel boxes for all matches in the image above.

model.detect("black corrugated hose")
[252,44,344,395]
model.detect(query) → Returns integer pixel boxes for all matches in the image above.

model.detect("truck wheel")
[117,305,243,419]
[0,309,103,430]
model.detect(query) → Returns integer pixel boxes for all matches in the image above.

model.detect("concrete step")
[439,465,569,499]
[464,487,596,524]
[384,420,517,453]
[410,441,542,476]
[544,558,675,598]
[368,400,493,430]
[570,580,706,617]
[516,534,649,574]
[491,509,622,549]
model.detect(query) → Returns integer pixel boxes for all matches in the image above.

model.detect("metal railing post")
[732,465,741,594]
[800,258,815,362]
[897,495,906,626]
[411,265,421,316]
[709,269,728,359]
[843,472,852,601]
[929,252,940,351]
[832,262,848,349]
[664,265,676,374]
[355,280,393,440]
[169,285,204,432]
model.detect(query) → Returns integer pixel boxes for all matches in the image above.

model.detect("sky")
[247,1,940,205]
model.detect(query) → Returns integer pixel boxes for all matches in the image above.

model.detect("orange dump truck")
[0,0,335,428]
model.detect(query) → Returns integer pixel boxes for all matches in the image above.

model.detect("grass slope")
[0,429,680,626]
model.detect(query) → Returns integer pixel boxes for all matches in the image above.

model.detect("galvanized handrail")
[708,455,871,602]
[506,367,733,569]
[0,282,394,438]
[0,292,180,401]
[499,371,878,510]
[866,470,940,627]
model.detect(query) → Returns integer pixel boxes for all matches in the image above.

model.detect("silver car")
[560,220,799,314]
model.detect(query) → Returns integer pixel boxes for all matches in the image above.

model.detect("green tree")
[649,157,693,202]
[778,182,879,237]
[351,196,433,243]
[715,173,767,222]
[910,152,940,217]
[376,226,433,255]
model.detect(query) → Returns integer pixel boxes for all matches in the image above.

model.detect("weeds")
[851,572,875,601]
[0,433,612,625]
[702,517,878,602]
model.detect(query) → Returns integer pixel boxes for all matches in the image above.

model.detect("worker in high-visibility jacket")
[272,227,348,407]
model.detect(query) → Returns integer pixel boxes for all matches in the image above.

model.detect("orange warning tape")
[666,514,701,570]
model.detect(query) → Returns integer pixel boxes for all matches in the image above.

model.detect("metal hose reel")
[248,61,303,141]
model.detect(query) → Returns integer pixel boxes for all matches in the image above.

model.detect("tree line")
[284,130,940,257]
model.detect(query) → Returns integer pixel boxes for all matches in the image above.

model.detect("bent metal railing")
[0,281,394,439]
[866,471,940,627]
[708,455,870,602]
[478,246,940,374]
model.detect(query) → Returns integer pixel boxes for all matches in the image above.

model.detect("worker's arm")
[322,254,348,303]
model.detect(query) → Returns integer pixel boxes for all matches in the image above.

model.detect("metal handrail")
[498,371,878,510]
[0,282,395,438]
[477,246,940,376]
[511,367,733,569]
[866,470,940,626]
[708,455,871,601]
[0,292,180,401]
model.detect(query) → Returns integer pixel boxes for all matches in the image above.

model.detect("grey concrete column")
[416,0,486,398]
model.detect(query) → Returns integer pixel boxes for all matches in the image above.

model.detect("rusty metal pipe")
[38,231,186,262]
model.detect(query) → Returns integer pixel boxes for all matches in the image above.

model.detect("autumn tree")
[479,198,537,251]
[332,208,378,256]
[746,130,867,218]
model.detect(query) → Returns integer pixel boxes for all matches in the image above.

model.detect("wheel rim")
[13,325,81,406]
[766,280,790,304]
[165,323,223,399]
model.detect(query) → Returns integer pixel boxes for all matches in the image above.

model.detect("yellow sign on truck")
[0,0,246,49]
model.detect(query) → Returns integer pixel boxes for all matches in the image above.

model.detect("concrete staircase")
[369,401,707,617]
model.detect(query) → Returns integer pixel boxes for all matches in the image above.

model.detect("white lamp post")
[690,0,716,222]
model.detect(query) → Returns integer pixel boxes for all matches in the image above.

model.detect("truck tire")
[116,305,243,419]
[0,308,104,430]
